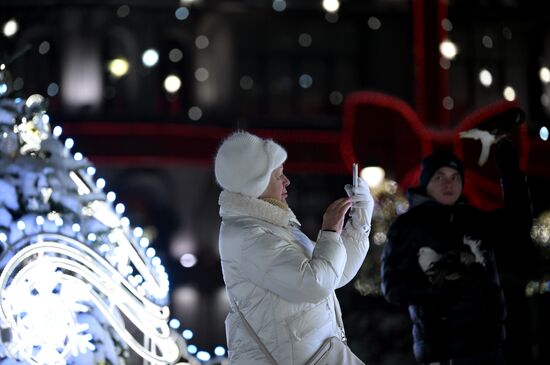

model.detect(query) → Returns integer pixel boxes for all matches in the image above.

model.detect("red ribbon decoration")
[341,91,530,210]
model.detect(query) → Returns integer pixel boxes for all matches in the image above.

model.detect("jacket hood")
[218,190,300,227]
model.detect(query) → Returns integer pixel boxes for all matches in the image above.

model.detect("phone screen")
[352,163,358,188]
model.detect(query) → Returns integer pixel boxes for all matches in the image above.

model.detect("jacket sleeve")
[240,226,347,304]
[381,217,446,306]
[336,223,370,288]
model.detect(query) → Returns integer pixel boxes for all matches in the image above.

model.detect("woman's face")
[260,166,290,203]
[426,166,463,206]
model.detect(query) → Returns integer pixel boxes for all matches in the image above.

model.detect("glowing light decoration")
[439,39,457,60]
[322,0,340,13]
[479,69,493,87]
[503,86,516,101]
[360,166,385,188]
[0,94,208,365]
[2,19,18,38]
[142,49,160,67]
[540,67,550,83]
[108,58,130,78]
[164,75,182,93]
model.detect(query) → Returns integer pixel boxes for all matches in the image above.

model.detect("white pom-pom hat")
[214,131,287,198]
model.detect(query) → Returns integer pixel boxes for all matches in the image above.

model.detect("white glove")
[344,177,374,233]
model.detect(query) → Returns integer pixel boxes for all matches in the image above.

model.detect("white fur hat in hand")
[214,131,287,198]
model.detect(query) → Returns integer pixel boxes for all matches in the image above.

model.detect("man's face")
[426,166,463,206]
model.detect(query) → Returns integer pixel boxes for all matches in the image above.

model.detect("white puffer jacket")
[218,191,369,365]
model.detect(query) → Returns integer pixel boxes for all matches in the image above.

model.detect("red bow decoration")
[341,91,530,210]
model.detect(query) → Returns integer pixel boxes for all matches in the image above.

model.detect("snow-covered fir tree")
[0,94,189,365]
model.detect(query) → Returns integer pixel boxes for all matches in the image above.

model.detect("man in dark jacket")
[381,140,532,365]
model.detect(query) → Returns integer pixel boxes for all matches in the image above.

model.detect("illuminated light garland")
[0,235,181,364]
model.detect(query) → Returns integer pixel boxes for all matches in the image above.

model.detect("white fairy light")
[133,227,143,237]
[197,351,211,361]
[540,126,549,141]
[36,216,45,225]
[96,178,106,189]
[0,232,8,242]
[479,69,493,87]
[17,220,26,231]
[169,318,181,329]
[214,346,226,356]
[3,19,18,37]
[115,203,126,214]
[164,75,182,93]
[322,0,340,13]
[106,191,116,202]
[108,58,130,78]
[146,247,156,258]
[120,217,130,227]
[72,223,80,232]
[86,166,96,176]
[74,152,83,161]
[179,253,197,268]
[360,166,385,188]
[439,40,458,60]
[87,233,97,241]
[182,329,194,340]
[140,237,150,248]
[142,49,159,67]
[64,138,74,149]
[503,86,516,101]
[52,126,63,137]
[540,67,550,83]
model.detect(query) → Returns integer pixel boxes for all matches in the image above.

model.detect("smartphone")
[352,163,359,188]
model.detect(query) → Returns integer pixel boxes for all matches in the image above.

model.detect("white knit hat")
[214,131,287,198]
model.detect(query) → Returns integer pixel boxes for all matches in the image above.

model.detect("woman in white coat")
[214,131,372,364]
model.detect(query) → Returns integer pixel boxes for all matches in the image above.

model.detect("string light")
[164,75,182,93]
[108,58,130,78]
[479,69,493,87]
[322,0,340,13]
[503,86,516,101]
[142,49,159,67]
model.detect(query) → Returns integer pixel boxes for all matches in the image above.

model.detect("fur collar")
[219,190,300,227]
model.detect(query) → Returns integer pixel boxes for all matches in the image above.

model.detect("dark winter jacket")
[381,173,531,363]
